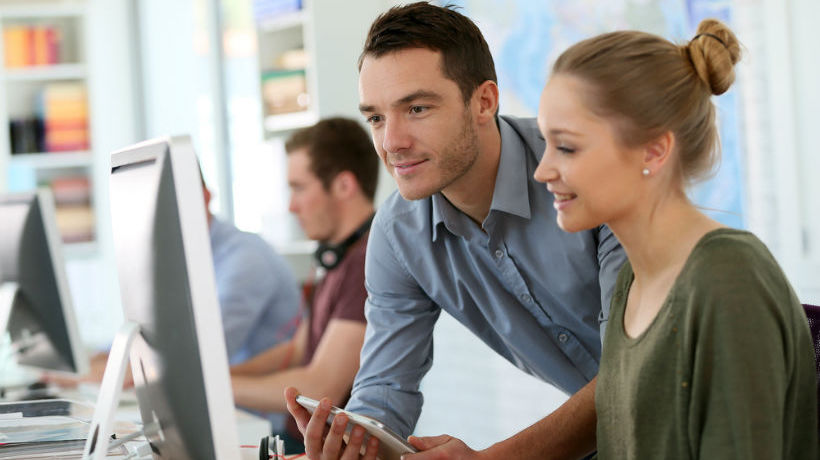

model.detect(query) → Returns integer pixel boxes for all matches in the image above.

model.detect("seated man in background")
[230,117,379,453]
[202,172,301,366]
[45,169,301,381]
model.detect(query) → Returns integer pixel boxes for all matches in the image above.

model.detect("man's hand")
[41,351,134,389]
[405,435,481,460]
[284,386,379,460]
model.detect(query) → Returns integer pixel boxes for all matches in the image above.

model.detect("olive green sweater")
[594,229,818,459]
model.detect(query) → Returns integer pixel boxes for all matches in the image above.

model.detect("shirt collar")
[431,116,533,241]
[209,216,227,244]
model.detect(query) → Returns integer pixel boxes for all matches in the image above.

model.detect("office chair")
[802,303,820,434]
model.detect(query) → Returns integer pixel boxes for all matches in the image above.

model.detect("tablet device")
[295,395,417,460]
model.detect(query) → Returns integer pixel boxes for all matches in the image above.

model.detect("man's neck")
[327,200,375,245]
[441,121,502,226]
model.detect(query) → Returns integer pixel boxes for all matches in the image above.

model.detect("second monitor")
[95,135,241,459]
[0,189,88,385]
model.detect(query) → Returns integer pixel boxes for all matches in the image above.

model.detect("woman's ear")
[642,131,675,175]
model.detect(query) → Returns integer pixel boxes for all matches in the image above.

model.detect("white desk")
[0,385,272,459]
[71,385,272,458]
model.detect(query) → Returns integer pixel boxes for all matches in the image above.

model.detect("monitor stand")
[0,282,37,395]
[0,283,70,402]
[82,321,141,460]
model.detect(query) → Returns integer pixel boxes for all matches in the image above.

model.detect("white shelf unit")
[256,9,306,33]
[0,2,97,252]
[3,62,86,81]
[254,1,388,137]
[234,0,389,282]
[256,5,315,138]
[9,150,92,168]
[263,109,318,133]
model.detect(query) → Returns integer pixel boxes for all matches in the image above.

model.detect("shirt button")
[520,293,532,303]
[558,333,568,343]
[494,249,504,259]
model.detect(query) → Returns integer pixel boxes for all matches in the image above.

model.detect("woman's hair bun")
[685,18,742,95]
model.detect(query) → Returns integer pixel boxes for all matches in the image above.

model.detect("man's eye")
[410,106,428,114]
[366,115,383,124]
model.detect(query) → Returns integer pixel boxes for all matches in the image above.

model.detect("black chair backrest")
[802,303,820,435]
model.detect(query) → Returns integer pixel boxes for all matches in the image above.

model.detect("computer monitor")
[0,188,88,378]
[105,135,240,459]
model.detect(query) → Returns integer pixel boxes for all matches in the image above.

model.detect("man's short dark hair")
[285,117,379,202]
[358,2,497,104]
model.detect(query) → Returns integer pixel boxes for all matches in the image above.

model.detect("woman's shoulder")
[679,228,800,319]
[688,228,778,276]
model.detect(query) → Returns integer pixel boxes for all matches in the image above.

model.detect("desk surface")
[32,385,273,459]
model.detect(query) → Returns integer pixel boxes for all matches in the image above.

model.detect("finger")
[304,397,333,458]
[40,374,78,388]
[407,434,452,450]
[402,444,446,460]
[361,435,379,460]
[339,424,367,460]
[284,387,311,432]
[122,367,134,387]
[323,412,348,460]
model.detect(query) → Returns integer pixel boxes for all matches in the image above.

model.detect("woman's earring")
[641,168,650,176]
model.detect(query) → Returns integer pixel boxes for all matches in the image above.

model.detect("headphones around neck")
[313,214,374,270]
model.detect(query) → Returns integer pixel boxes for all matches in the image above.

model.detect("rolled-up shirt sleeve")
[344,213,441,438]
[596,224,626,341]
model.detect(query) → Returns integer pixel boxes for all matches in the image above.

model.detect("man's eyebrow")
[359,90,443,114]
[392,90,443,108]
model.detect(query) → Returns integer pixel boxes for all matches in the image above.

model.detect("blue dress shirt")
[345,116,627,437]
[209,218,300,365]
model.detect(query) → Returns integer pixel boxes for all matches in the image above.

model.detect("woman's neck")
[609,192,722,284]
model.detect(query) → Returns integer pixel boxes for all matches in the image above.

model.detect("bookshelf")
[254,1,316,137]
[253,0,389,137]
[242,1,389,263]
[0,2,96,250]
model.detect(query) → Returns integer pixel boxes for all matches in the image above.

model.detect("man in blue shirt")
[203,180,301,366]
[47,177,300,390]
[285,3,626,459]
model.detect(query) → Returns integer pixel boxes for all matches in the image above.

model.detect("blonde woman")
[534,19,818,459]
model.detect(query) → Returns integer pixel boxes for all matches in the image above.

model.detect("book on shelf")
[275,48,307,69]
[31,25,59,66]
[53,204,94,243]
[261,68,309,115]
[37,82,90,152]
[49,176,94,243]
[3,24,61,68]
[50,176,90,205]
[9,117,45,154]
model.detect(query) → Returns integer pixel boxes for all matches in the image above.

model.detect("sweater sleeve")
[683,238,810,459]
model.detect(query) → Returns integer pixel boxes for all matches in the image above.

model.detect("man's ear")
[642,131,675,176]
[330,171,359,199]
[202,185,212,209]
[473,80,499,125]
